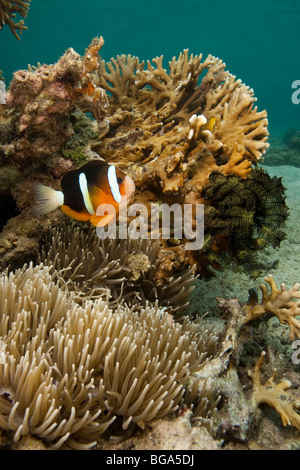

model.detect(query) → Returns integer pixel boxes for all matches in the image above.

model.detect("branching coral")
[249,351,300,430]
[243,275,300,339]
[91,46,288,277]
[0,37,288,282]
[2,37,107,164]
[0,0,31,40]
[197,169,288,275]
[0,262,218,448]
[95,50,269,183]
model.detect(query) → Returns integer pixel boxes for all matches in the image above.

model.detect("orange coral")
[83,36,104,72]
[219,142,252,179]
[67,37,107,120]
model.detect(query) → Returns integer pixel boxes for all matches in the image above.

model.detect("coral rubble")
[0,0,31,40]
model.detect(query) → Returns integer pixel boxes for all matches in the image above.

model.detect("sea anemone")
[39,222,197,311]
[0,262,218,449]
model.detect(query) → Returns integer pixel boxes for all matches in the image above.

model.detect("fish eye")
[117,177,123,184]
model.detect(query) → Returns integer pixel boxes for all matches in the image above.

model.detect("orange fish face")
[88,166,135,209]
[89,167,135,228]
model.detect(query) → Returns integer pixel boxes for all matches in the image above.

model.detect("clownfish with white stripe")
[32,160,135,227]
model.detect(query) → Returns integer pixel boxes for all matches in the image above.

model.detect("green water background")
[0,0,299,136]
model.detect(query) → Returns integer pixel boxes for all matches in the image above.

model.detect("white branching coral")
[0,262,218,449]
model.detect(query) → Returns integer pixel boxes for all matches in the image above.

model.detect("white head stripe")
[79,172,94,215]
[108,165,121,203]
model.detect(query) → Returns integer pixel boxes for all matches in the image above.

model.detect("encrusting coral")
[249,351,300,431]
[3,36,107,164]
[0,0,31,40]
[0,38,109,269]
[0,262,218,449]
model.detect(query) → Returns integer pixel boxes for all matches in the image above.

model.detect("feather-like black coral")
[200,168,288,272]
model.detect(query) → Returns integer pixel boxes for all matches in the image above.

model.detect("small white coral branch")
[188,114,207,141]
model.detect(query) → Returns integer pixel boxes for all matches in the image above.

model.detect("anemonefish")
[32,160,135,227]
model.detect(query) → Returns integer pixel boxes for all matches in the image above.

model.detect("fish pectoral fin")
[60,205,91,221]
[90,212,117,227]
[88,184,110,208]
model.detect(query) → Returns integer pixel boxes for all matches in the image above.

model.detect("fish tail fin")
[32,182,64,216]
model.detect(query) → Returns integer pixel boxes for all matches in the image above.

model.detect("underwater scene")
[0,0,300,452]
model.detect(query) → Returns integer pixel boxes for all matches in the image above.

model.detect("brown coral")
[91,46,276,277]
[250,351,300,430]
[0,0,31,40]
[95,49,269,185]
[244,275,300,339]
[2,37,107,164]
[0,262,218,449]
